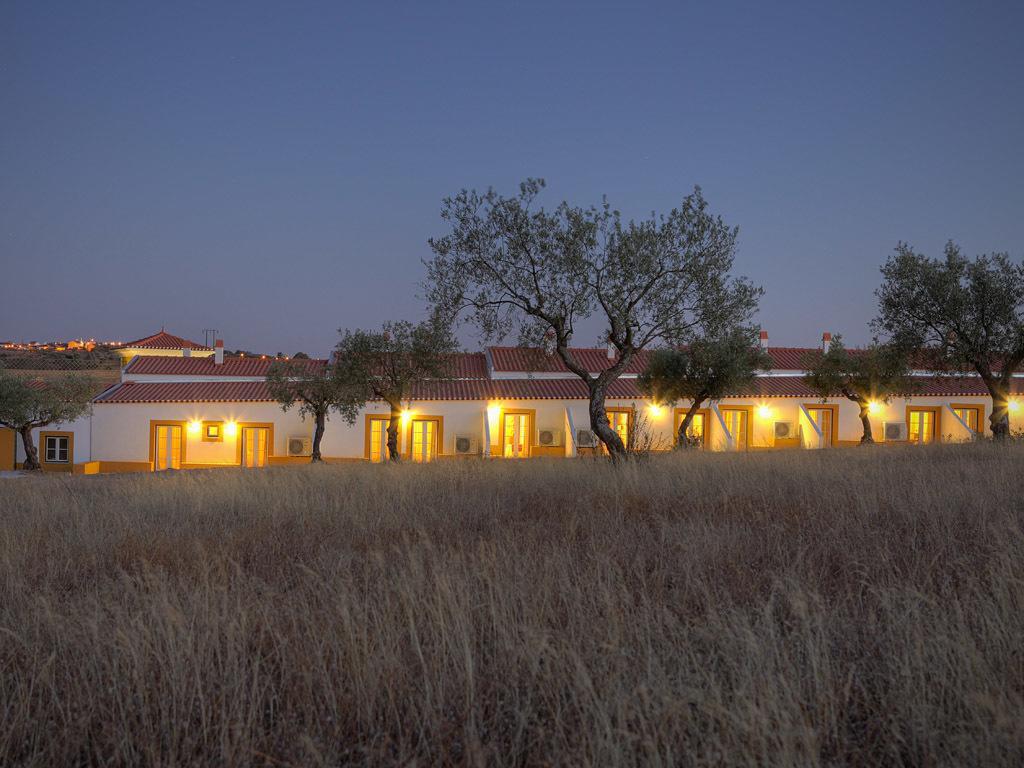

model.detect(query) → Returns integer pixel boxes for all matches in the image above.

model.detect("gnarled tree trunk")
[19,426,40,471]
[990,391,1011,442]
[386,400,402,461]
[856,400,874,444]
[676,399,706,448]
[588,381,625,460]
[311,410,326,462]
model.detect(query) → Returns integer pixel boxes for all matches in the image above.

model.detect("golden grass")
[1,444,1023,766]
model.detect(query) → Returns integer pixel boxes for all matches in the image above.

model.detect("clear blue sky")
[2,1,1022,355]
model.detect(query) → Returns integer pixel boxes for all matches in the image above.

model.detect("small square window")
[202,422,224,442]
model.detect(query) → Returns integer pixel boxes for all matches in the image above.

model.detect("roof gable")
[123,330,211,351]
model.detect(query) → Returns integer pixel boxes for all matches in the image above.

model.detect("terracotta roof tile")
[123,330,211,351]
[126,356,326,377]
[95,381,275,403]
[94,374,1023,405]
[488,347,652,374]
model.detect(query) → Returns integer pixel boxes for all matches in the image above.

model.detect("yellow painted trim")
[39,430,74,472]
[802,403,840,446]
[497,408,536,458]
[673,407,711,448]
[405,415,444,461]
[718,405,754,449]
[0,427,16,471]
[234,422,275,466]
[364,413,396,461]
[905,405,941,444]
[149,420,187,470]
[201,421,224,442]
[950,402,985,434]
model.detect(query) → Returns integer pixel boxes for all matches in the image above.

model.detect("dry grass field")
[1,444,1023,766]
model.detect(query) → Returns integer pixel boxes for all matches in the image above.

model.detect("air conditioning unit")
[884,422,907,441]
[537,428,563,447]
[453,435,478,455]
[576,429,599,448]
[286,436,312,456]
[774,421,796,440]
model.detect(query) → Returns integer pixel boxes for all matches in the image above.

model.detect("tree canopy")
[638,327,770,446]
[427,179,760,456]
[875,241,1024,439]
[333,319,456,461]
[0,369,95,470]
[802,337,913,444]
[266,359,356,462]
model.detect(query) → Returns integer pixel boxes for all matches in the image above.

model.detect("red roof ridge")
[123,330,211,350]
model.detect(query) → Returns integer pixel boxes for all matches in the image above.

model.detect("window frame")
[202,421,224,442]
[673,407,711,448]
[44,434,70,464]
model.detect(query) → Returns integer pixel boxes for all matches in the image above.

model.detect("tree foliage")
[0,369,94,470]
[802,337,913,444]
[333,319,457,461]
[875,241,1024,439]
[427,179,761,457]
[266,359,356,463]
[637,327,770,446]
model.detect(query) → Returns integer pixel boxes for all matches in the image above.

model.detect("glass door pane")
[609,411,630,447]
[808,408,833,445]
[411,419,436,462]
[503,414,529,457]
[370,418,390,462]
[723,410,747,450]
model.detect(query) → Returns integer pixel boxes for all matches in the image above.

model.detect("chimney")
[606,340,616,360]
[182,348,191,357]
[759,329,769,350]
[214,339,224,365]
[822,332,832,353]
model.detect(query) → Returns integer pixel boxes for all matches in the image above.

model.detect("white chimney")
[214,339,224,365]
[822,332,832,353]
[182,348,191,357]
[606,340,616,360]
[759,329,769,350]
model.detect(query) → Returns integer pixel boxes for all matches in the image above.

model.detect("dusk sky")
[2,1,1022,356]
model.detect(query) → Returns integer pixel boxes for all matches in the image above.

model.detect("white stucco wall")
[15,414,93,464]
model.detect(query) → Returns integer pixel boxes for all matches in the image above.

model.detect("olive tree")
[427,179,760,458]
[333,319,456,462]
[0,370,95,470]
[266,359,356,462]
[802,337,913,444]
[876,242,1024,440]
[637,326,770,447]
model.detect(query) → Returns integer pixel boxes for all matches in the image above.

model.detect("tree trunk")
[676,399,705,448]
[990,389,1011,442]
[856,400,874,444]
[311,410,326,463]
[386,401,402,462]
[588,382,625,460]
[19,426,40,471]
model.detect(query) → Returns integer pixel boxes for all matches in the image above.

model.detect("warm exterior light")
[188,420,201,434]
[757,405,773,420]
[486,403,501,420]
[1010,400,1021,413]
[868,401,881,414]
[400,410,412,425]
[647,403,664,418]
[224,422,238,438]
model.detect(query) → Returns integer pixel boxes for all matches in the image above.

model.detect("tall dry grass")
[1,444,1022,766]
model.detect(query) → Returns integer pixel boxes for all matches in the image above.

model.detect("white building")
[4,330,1021,473]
